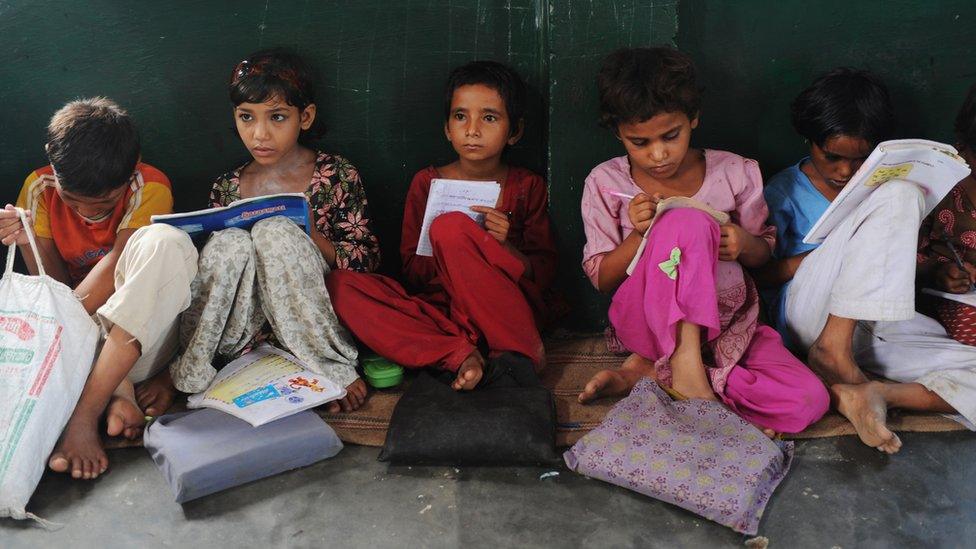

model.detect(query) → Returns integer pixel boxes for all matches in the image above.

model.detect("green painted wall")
[2,1,974,329]
[676,0,976,176]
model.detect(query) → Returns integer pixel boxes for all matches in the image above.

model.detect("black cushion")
[378,354,559,466]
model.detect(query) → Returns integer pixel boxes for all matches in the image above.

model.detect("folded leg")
[722,326,830,434]
[251,217,359,387]
[326,269,477,371]
[427,212,545,367]
[172,228,264,393]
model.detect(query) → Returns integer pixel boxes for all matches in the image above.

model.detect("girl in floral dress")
[171,49,380,413]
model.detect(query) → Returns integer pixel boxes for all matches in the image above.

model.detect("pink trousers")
[609,208,828,433]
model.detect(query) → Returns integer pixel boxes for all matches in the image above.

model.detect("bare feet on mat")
[452,350,484,391]
[578,353,654,403]
[834,381,902,454]
[327,378,368,413]
[135,369,176,417]
[105,394,147,440]
[48,418,108,480]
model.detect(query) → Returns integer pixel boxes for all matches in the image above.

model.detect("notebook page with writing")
[415,179,501,256]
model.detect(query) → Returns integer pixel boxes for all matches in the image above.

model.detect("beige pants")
[95,224,198,383]
[172,217,358,394]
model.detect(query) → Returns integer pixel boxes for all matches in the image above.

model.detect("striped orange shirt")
[16,162,173,285]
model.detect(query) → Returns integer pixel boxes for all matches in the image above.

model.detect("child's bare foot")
[833,381,901,454]
[326,378,368,413]
[105,394,147,440]
[452,350,484,391]
[578,353,654,403]
[135,369,176,417]
[48,418,108,480]
[669,351,718,401]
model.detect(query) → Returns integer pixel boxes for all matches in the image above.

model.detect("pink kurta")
[580,150,828,434]
[581,151,774,392]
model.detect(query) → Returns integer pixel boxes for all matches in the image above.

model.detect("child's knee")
[206,227,252,249]
[429,211,479,248]
[196,228,254,281]
[251,216,303,243]
[870,178,925,215]
[123,224,198,269]
[652,208,720,245]
[655,207,717,230]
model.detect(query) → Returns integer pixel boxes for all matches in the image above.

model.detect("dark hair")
[955,84,976,152]
[790,68,895,148]
[443,60,526,136]
[597,47,701,129]
[45,97,140,197]
[229,48,324,141]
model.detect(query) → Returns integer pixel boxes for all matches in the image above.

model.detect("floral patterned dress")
[209,151,381,272]
[171,152,382,393]
[918,183,976,345]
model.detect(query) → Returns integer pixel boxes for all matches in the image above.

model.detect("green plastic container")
[361,356,405,389]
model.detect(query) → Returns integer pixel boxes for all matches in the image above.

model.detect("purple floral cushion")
[564,378,793,535]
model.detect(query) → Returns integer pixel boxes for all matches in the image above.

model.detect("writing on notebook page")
[416,179,501,256]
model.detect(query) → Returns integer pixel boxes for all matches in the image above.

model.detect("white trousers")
[95,224,198,383]
[785,180,976,426]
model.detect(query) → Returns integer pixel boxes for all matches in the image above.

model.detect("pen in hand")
[942,229,976,292]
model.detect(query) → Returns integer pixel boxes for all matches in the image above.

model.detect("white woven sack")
[0,208,98,525]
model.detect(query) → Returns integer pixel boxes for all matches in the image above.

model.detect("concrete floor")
[3,431,976,548]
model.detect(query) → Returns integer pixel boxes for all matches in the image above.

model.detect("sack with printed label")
[0,208,99,525]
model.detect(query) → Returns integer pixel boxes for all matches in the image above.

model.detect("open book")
[626,197,730,275]
[803,139,971,244]
[415,179,501,256]
[187,344,346,427]
[151,193,310,239]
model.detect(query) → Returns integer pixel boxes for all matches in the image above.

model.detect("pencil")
[942,229,975,291]
[597,185,636,201]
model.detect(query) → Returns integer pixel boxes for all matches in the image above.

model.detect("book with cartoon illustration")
[187,344,345,427]
[626,197,731,275]
[803,139,971,244]
[151,192,311,240]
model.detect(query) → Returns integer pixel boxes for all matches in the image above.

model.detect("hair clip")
[233,59,252,82]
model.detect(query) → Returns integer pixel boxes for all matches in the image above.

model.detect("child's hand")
[628,193,662,235]
[0,205,30,246]
[936,261,976,293]
[470,206,510,244]
[719,222,748,261]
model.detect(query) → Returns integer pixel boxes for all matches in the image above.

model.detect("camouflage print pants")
[171,216,358,393]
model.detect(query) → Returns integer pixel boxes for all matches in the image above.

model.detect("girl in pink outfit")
[578,47,828,435]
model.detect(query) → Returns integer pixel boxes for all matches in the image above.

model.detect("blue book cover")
[151,193,311,239]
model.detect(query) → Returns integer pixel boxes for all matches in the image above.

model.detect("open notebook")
[415,179,500,256]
